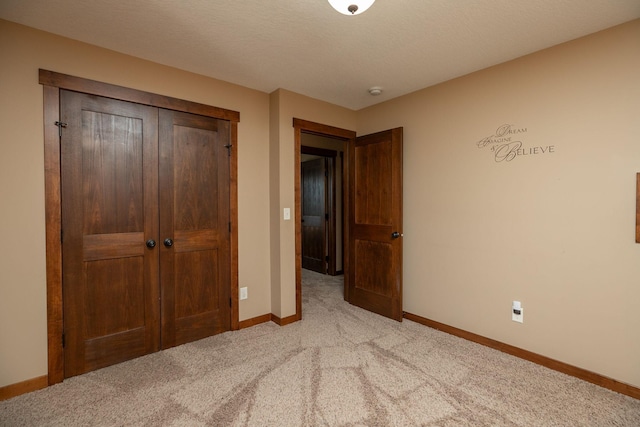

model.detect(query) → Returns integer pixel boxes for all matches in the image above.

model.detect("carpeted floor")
[1,269,639,426]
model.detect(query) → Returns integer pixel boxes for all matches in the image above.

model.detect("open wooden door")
[347,128,403,321]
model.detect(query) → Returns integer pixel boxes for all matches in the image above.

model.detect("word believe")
[493,141,555,162]
[475,124,554,163]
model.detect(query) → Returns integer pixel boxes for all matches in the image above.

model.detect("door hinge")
[55,121,67,138]
[224,144,232,156]
[228,222,231,232]
[60,229,63,243]
[325,213,329,221]
[229,297,232,308]
[325,255,330,262]
[62,333,65,348]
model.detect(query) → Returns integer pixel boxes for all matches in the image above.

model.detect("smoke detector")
[368,87,383,96]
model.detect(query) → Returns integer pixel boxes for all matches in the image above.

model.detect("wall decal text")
[475,124,554,162]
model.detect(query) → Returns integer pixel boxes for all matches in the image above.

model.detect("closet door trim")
[39,70,240,122]
[40,69,240,385]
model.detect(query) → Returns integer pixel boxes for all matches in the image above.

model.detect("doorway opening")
[301,144,342,276]
[294,118,404,322]
[294,119,356,317]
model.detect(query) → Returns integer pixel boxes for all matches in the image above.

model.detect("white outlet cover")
[240,287,248,300]
[512,307,524,323]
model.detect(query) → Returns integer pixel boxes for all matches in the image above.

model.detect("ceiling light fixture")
[328,0,375,15]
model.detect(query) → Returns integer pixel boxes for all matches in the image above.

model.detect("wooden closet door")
[159,109,231,348]
[61,91,160,377]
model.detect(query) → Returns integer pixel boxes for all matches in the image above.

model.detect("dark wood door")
[301,158,327,273]
[61,90,160,377]
[347,128,403,321]
[159,109,231,348]
[61,93,232,375]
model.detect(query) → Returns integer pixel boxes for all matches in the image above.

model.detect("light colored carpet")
[1,269,639,426]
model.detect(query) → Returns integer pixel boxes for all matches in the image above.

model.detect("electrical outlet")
[512,307,523,323]
[240,287,248,300]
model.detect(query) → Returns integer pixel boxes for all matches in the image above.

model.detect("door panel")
[354,240,392,296]
[84,257,145,338]
[348,128,403,321]
[159,109,231,349]
[61,90,160,377]
[83,232,145,261]
[302,158,327,273]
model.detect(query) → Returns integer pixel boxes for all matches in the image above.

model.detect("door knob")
[146,239,156,248]
[163,238,174,247]
[391,231,402,239]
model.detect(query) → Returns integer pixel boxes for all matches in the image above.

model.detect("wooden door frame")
[293,118,355,318]
[40,70,240,385]
[301,145,338,275]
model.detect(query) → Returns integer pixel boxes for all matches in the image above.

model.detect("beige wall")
[357,20,640,388]
[0,20,271,387]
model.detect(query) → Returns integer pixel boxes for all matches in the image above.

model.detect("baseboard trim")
[0,375,48,401]
[271,313,300,326]
[238,313,272,329]
[403,312,640,400]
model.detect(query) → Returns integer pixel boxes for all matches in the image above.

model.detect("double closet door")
[61,90,231,377]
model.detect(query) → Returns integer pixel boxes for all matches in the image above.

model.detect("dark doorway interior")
[300,141,344,276]
[301,156,327,273]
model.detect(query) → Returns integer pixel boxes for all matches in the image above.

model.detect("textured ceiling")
[1,0,639,110]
